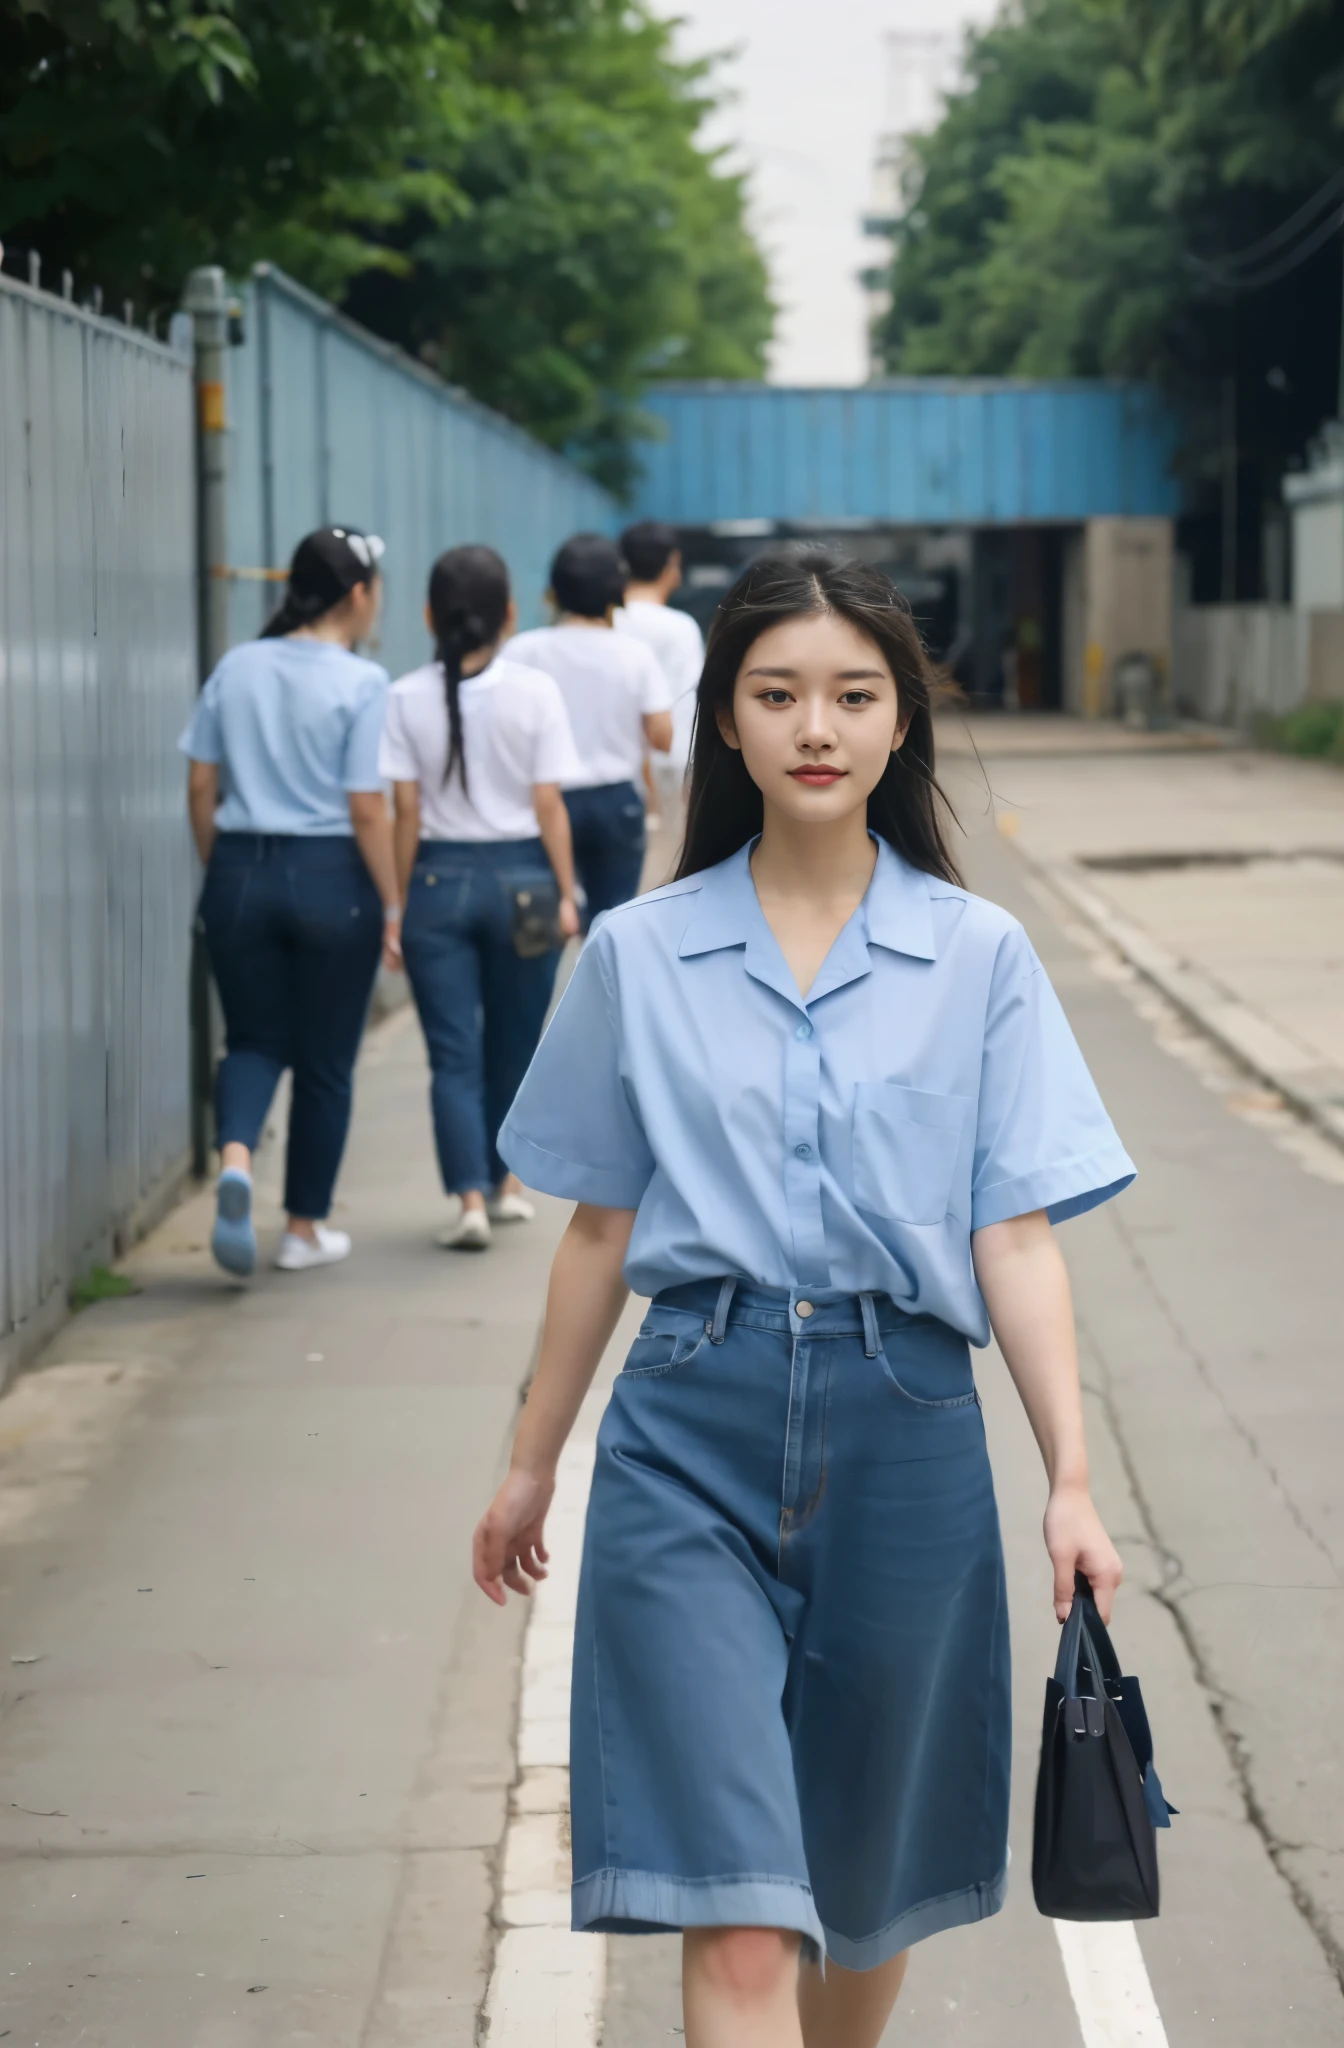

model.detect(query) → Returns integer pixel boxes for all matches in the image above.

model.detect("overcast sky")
[656,0,1000,386]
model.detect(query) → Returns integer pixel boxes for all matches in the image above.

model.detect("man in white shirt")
[615,519,705,817]
[510,533,673,927]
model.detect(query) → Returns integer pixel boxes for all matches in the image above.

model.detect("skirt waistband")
[652,1279,943,1355]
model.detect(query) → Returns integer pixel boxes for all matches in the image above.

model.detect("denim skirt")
[570,1280,1011,1969]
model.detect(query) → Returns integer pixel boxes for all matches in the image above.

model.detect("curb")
[1011,839,1344,1155]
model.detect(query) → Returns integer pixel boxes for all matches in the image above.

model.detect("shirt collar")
[678,837,938,1007]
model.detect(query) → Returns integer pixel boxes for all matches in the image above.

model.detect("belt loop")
[859,1292,880,1359]
[709,1276,737,1345]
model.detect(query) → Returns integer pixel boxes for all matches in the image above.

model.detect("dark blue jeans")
[401,840,563,1195]
[564,780,646,929]
[199,834,382,1219]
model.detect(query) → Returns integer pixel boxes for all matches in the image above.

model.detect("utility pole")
[182,266,231,1177]
[1220,371,1237,605]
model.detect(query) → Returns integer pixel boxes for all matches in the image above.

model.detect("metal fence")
[628,379,1181,528]
[0,273,198,1380]
[221,265,617,676]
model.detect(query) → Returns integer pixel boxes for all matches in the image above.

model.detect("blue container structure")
[629,380,1179,528]
[222,266,617,679]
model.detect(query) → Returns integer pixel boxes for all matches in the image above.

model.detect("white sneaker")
[438,1207,491,1251]
[275,1224,352,1271]
[487,1191,535,1223]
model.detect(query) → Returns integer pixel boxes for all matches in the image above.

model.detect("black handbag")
[1032,1572,1175,1921]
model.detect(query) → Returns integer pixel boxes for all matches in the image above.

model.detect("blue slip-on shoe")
[212,1168,256,1277]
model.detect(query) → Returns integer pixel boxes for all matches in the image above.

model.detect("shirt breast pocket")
[851,1081,969,1227]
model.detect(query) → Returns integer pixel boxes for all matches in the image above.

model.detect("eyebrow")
[744,665,889,681]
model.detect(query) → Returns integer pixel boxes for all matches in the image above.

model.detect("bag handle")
[1053,1569,1123,1699]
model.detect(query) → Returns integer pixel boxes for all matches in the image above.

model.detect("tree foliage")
[0,0,771,490]
[344,3,772,492]
[875,0,1344,585]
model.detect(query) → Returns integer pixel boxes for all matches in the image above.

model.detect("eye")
[838,689,877,707]
[756,688,793,706]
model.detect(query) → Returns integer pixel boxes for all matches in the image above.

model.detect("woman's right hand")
[473,1465,555,1605]
[558,894,581,941]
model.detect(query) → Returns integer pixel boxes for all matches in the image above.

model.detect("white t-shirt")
[378,655,582,842]
[615,601,704,767]
[508,624,673,789]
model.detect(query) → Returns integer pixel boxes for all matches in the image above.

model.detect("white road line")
[1054,1920,1171,2048]
[483,1435,602,2047]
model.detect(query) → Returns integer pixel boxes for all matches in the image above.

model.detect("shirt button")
[795,1021,812,1040]
[794,1142,812,1158]
[796,1299,815,1318]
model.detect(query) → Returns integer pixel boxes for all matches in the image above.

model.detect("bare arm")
[532,782,581,940]
[973,1209,1122,1622]
[642,709,673,755]
[347,789,403,969]
[391,780,421,902]
[187,760,219,866]
[473,1202,635,1603]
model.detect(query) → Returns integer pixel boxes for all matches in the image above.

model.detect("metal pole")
[182,265,231,1177]
[1220,371,1237,604]
[1338,231,1344,421]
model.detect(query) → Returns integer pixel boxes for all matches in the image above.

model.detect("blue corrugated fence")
[629,380,1180,528]
[223,266,618,678]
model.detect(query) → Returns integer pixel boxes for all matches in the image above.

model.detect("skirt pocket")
[876,1325,979,1410]
[620,1305,711,1379]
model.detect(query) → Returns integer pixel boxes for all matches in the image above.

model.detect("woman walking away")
[510,533,673,925]
[473,549,1135,2048]
[381,546,582,1252]
[616,518,705,819]
[181,526,401,1280]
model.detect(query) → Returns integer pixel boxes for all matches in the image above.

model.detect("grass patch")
[1259,701,1344,763]
[69,1264,140,1313]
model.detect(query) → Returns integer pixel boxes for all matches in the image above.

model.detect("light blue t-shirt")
[499,838,1135,1345]
[179,637,389,836]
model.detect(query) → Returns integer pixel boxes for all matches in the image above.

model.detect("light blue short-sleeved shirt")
[499,838,1134,1345]
[179,637,389,836]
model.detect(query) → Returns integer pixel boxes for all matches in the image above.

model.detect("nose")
[797,693,837,753]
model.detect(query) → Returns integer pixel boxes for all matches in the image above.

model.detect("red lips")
[789,767,845,785]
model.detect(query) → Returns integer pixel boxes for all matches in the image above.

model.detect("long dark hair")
[427,545,511,790]
[675,548,961,886]
[262,525,384,638]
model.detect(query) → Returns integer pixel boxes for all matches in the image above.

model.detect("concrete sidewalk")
[0,1003,565,2044]
[939,716,1344,1144]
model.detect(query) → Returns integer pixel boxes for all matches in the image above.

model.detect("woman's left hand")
[558,894,581,941]
[382,909,404,972]
[1043,1481,1123,1624]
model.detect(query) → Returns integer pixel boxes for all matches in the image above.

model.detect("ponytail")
[426,546,512,791]
[261,587,334,638]
[261,525,386,639]
[434,611,483,793]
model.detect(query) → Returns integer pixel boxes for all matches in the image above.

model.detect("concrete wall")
[1293,499,1344,612]
[1172,605,1312,726]
[1078,517,1174,716]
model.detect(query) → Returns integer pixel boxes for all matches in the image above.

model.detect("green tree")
[875,0,1344,586]
[0,0,771,487]
[344,2,771,491]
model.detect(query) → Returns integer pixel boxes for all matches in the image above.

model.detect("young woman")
[510,533,673,926]
[472,550,1135,2048]
[181,525,401,1280]
[380,546,582,1251]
